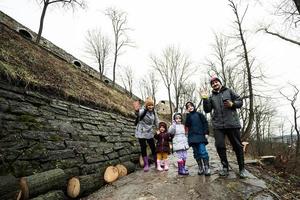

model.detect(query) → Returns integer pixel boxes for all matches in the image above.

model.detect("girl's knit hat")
[185,101,195,109]
[145,97,154,107]
[173,112,182,120]
[158,121,168,130]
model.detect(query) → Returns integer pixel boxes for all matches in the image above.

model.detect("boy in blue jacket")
[185,101,210,176]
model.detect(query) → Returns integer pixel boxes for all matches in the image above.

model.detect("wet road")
[84,136,278,200]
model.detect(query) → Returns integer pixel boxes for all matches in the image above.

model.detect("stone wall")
[0,81,140,178]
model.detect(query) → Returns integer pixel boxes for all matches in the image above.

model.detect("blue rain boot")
[203,158,211,176]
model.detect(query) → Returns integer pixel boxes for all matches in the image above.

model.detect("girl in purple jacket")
[154,122,172,171]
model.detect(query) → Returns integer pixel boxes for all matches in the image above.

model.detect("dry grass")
[0,24,135,117]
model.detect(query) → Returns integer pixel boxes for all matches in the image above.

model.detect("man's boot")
[236,151,247,178]
[196,159,204,175]
[219,161,229,176]
[203,158,211,176]
[143,156,149,172]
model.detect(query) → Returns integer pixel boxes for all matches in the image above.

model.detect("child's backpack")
[134,109,156,126]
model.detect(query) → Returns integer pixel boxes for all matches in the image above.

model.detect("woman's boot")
[143,156,149,172]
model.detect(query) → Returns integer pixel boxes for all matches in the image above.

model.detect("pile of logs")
[103,161,136,183]
[0,161,136,200]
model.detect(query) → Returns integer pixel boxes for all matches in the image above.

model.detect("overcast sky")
[1,0,300,130]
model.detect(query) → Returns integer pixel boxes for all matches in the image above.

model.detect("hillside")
[0,22,135,117]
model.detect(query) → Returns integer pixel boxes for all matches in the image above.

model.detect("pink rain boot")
[157,160,163,171]
[164,159,169,171]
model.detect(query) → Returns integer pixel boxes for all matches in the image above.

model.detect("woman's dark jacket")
[203,86,243,129]
[185,111,209,145]
[154,132,172,153]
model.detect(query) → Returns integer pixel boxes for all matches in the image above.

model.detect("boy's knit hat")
[185,101,195,109]
[210,76,222,86]
[145,97,154,107]
[158,121,168,130]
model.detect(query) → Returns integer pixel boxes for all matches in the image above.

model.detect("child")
[168,113,189,175]
[154,122,172,171]
[185,101,210,176]
[134,97,159,172]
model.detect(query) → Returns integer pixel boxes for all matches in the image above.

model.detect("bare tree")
[258,0,300,46]
[260,27,300,46]
[120,65,134,97]
[151,45,193,119]
[178,82,198,113]
[280,83,300,159]
[85,29,111,80]
[228,0,254,140]
[138,72,159,104]
[35,0,86,44]
[206,33,230,86]
[150,47,174,118]
[105,7,133,86]
[171,47,194,112]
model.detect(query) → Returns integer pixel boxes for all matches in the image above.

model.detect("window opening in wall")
[72,60,82,67]
[18,28,33,40]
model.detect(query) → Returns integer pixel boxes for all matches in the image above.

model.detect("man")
[201,76,247,178]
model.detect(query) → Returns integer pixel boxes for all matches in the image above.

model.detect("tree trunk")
[19,168,67,200]
[121,161,136,174]
[36,1,49,44]
[292,0,300,15]
[0,175,21,200]
[167,86,173,120]
[230,0,254,140]
[30,190,65,200]
[77,173,105,197]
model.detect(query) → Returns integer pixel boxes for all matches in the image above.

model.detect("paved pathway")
[84,136,279,200]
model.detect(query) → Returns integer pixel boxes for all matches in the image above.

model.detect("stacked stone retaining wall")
[0,81,139,178]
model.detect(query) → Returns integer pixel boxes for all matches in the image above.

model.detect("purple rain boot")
[143,156,149,172]
[178,160,189,175]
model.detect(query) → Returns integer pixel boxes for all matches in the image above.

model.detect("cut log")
[244,159,259,165]
[29,190,66,200]
[19,168,67,200]
[116,164,127,177]
[77,173,105,197]
[104,166,119,183]
[0,175,21,200]
[260,155,276,165]
[139,155,144,167]
[242,141,249,153]
[67,177,80,198]
[121,161,136,174]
